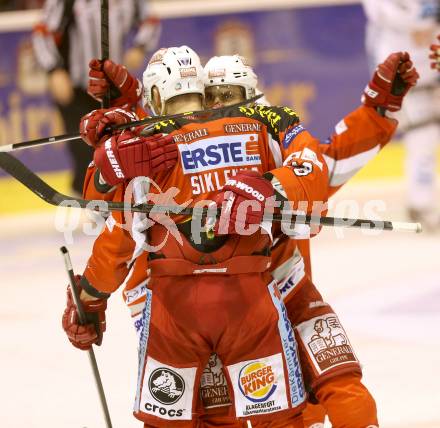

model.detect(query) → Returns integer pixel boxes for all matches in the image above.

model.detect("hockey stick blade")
[0,152,205,214]
[0,152,162,213]
[0,152,422,233]
[0,94,263,153]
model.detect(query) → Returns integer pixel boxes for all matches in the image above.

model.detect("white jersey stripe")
[268,133,283,168]
[324,144,380,187]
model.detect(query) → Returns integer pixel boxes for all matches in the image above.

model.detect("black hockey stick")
[100,0,110,109]
[0,151,422,233]
[377,65,407,117]
[60,247,113,428]
[0,94,263,153]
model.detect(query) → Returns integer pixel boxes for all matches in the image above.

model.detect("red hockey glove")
[80,107,138,148]
[212,170,275,235]
[94,130,177,186]
[429,35,440,71]
[62,276,107,351]
[88,58,142,109]
[362,51,419,112]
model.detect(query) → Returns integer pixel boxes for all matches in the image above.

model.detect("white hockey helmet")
[142,46,204,115]
[203,55,257,100]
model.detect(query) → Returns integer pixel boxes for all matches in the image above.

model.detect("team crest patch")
[200,353,232,408]
[297,314,358,374]
[139,357,196,420]
[227,353,288,417]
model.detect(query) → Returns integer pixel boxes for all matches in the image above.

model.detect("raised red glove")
[212,170,275,235]
[94,131,177,186]
[362,51,419,112]
[429,35,440,71]
[62,276,107,351]
[79,107,138,148]
[88,58,142,109]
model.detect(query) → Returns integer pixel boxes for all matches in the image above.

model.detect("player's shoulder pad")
[142,112,198,135]
[234,104,300,138]
[141,118,181,135]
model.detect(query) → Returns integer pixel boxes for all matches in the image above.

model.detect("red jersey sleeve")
[266,124,329,215]
[320,106,397,196]
[83,164,117,201]
[82,185,138,295]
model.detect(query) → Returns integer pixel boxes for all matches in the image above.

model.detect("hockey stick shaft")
[116,93,263,130]
[100,0,110,109]
[0,94,263,153]
[60,246,113,428]
[0,151,422,233]
[0,134,82,153]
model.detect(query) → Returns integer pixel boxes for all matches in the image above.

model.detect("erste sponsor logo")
[178,134,261,174]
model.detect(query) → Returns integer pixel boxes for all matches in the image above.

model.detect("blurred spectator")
[32,0,161,194]
[0,0,44,11]
[363,0,440,229]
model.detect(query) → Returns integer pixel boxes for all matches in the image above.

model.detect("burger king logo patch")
[227,353,289,417]
[239,361,277,402]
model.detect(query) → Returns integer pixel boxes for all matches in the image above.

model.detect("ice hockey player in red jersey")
[199,52,418,428]
[69,47,418,427]
[65,45,331,427]
[429,34,440,71]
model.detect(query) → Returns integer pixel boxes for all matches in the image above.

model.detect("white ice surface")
[0,180,439,428]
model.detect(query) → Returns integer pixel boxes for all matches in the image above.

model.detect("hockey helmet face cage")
[204,85,246,109]
[203,55,257,105]
[142,46,204,115]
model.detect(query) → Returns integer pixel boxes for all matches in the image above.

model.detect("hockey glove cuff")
[93,131,177,186]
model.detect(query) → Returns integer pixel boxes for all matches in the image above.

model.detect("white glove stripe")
[82,118,89,132]
[69,310,76,325]
[118,72,128,89]
[376,70,392,83]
